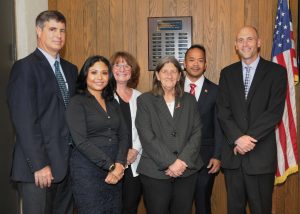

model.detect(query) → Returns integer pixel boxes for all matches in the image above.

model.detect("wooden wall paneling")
[97,0,110,58]
[109,0,123,56]
[136,0,151,93]
[290,0,298,49]
[69,0,85,68]
[286,174,299,214]
[84,0,97,58]
[274,184,286,214]
[56,0,71,62]
[122,0,137,56]
[211,0,231,212]
[149,0,163,17]
[258,0,274,60]
[244,0,259,27]
[147,0,163,92]
[297,85,300,213]
[189,0,204,45]
[214,0,231,83]
[176,0,189,16]
[163,0,176,16]
[230,0,244,63]
[202,0,218,83]
[48,0,57,10]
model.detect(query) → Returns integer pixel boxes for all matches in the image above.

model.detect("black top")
[66,93,129,170]
[117,94,132,147]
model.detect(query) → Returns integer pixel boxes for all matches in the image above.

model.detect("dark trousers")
[122,166,142,214]
[140,173,197,214]
[194,167,216,214]
[17,174,73,214]
[224,168,275,214]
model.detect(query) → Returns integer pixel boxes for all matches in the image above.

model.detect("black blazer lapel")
[233,63,247,112]
[173,96,184,124]
[197,78,209,114]
[34,49,66,105]
[154,96,174,126]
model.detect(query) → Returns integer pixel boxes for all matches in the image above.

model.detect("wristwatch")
[109,164,115,172]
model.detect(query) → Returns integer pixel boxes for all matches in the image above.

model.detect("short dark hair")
[36,10,66,28]
[184,44,206,61]
[152,56,184,97]
[110,51,140,88]
[76,55,116,101]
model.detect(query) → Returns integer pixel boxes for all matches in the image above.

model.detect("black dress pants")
[17,174,73,214]
[140,173,197,214]
[122,166,143,214]
[224,167,275,214]
[194,166,215,214]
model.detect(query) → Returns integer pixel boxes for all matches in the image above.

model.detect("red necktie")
[190,83,196,96]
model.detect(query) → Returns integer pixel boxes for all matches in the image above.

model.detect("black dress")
[66,93,129,214]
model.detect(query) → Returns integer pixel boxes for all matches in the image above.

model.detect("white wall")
[15,0,48,59]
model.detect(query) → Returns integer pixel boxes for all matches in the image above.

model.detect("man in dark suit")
[217,26,287,214]
[7,10,78,214]
[184,44,223,214]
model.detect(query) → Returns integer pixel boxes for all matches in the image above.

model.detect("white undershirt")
[166,100,175,117]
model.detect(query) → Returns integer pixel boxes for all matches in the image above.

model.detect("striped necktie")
[190,83,196,96]
[244,66,251,99]
[54,61,70,107]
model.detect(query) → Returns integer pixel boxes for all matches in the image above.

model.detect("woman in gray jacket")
[135,56,203,214]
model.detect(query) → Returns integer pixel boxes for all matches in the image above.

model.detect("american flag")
[271,0,298,184]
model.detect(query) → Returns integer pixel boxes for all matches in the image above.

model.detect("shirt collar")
[184,75,205,89]
[38,47,60,66]
[242,55,260,71]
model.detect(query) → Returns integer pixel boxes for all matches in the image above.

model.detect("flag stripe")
[272,0,298,185]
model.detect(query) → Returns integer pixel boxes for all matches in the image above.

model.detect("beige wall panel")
[84,0,97,58]
[211,0,231,211]
[176,0,189,16]
[163,0,176,16]
[149,0,163,17]
[70,0,85,67]
[122,0,137,56]
[214,0,231,84]
[136,0,152,93]
[97,0,110,58]
[190,0,204,45]
[244,0,259,27]
[48,0,57,10]
[230,0,244,63]
[109,0,123,55]
[258,0,274,60]
[202,0,217,83]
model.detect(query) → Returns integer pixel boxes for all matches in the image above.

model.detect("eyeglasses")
[113,64,131,71]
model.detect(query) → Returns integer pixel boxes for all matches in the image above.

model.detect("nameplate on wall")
[148,16,192,71]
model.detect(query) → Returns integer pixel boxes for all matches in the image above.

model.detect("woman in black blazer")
[135,56,203,214]
[66,55,129,214]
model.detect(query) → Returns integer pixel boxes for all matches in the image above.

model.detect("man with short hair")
[184,44,223,214]
[7,10,78,214]
[217,26,287,214]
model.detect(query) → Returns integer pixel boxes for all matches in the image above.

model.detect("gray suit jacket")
[135,92,203,179]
